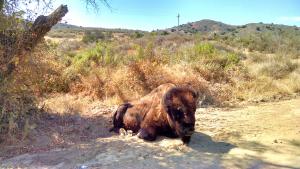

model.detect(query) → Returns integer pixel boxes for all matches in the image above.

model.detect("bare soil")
[1,95,300,169]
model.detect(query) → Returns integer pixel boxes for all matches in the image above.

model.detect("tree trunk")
[0,5,68,79]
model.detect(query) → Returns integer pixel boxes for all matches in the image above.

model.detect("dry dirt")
[1,96,300,169]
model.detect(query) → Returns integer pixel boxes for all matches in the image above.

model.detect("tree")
[0,0,110,140]
[0,0,110,81]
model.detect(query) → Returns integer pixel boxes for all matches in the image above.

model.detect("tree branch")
[23,4,68,51]
[0,5,68,78]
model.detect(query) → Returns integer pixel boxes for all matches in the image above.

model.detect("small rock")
[49,115,55,120]
[127,130,133,137]
[119,128,127,136]
[274,139,278,143]
[138,156,144,160]
[79,165,88,169]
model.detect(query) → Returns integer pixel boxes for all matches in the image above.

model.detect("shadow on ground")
[188,131,236,153]
[1,130,299,169]
[0,107,114,159]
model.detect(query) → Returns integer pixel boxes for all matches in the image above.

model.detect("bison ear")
[192,90,199,99]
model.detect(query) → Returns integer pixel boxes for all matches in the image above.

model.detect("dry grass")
[0,43,68,141]
[67,59,233,106]
[232,53,300,102]
[55,34,299,105]
[64,46,300,106]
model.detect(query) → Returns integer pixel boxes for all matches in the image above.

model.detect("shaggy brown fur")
[110,83,198,144]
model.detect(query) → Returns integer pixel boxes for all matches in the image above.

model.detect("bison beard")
[109,83,198,144]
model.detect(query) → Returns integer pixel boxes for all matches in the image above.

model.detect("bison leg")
[159,128,178,138]
[109,103,132,133]
[181,136,191,144]
[137,127,157,141]
[163,131,178,138]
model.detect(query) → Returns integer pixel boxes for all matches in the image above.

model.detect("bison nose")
[188,127,195,134]
[183,123,195,131]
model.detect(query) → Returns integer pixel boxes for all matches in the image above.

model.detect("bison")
[110,83,198,144]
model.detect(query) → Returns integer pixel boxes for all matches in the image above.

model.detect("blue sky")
[50,0,300,31]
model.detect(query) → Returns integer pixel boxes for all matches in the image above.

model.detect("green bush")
[150,31,158,36]
[226,52,240,66]
[131,31,144,39]
[82,30,105,43]
[63,42,117,78]
[136,45,144,60]
[144,41,155,59]
[161,31,169,36]
[193,43,216,58]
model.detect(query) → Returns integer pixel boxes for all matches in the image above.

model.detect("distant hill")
[163,19,299,35]
[51,23,146,33]
[52,23,81,30]
[167,19,235,33]
[53,21,299,35]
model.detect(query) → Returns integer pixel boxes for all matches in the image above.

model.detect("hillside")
[52,19,300,36]
[50,20,300,47]
[165,19,300,35]
[167,19,235,33]
[52,23,82,30]
[51,23,146,33]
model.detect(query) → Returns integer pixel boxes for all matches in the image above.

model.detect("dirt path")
[1,98,300,169]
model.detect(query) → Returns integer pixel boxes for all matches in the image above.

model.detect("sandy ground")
[1,97,300,169]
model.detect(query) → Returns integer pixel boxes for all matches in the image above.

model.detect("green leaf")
[0,0,4,11]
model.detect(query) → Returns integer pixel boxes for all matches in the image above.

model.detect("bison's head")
[163,87,198,144]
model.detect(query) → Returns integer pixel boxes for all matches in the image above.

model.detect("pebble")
[79,165,88,169]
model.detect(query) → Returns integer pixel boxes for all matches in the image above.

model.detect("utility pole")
[177,13,180,27]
